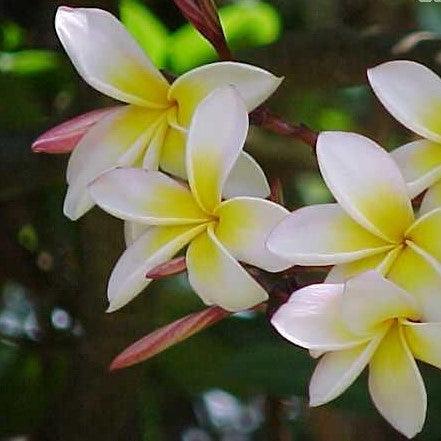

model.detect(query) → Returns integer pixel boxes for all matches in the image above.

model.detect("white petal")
[388,242,441,322]
[169,61,283,126]
[271,283,366,351]
[267,204,393,265]
[222,152,270,199]
[186,85,248,213]
[403,321,441,370]
[392,139,441,198]
[368,60,441,143]
[341,271,419,337]
[186,226,268,312]
[214,197,291,272]
[317,131,414,243]
[369,325,426,439]
[89,168,209,225]
[55,7,169,107]
[420,181,441,216]
[64,106,163,220]
[310,331,386,407]
[107,224,206,312]
[124,221,149,247]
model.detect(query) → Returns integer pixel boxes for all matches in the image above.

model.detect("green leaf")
[120,0,168,69]
[168,0,282,73]
[0,50,60,75]
[0,21,25,51]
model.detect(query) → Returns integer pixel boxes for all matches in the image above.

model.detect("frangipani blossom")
[268,131,441,321]
[42,7,282,220]
[88,86,290,312]
[368,60,441,200]
[271,270,441,438]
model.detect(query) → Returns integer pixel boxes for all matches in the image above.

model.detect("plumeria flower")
[368,60,441,203]
[87,86,290,312]
[271,270,441,438]
[267,131,441,321]
[39,7,282,220]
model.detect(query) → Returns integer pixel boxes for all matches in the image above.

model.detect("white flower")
[88,86,290,312]
[272,270,441,439]
[52,7,282,220]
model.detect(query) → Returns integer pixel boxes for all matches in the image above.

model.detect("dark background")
[1,0,441,439]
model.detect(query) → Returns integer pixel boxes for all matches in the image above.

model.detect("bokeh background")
[1,0,441,439]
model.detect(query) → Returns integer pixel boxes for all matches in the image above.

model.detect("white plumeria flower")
[368,60,441,202]
[267,131,441,321]
[55,7,282,220]
[271,270,441,439]
[88,86,290,312]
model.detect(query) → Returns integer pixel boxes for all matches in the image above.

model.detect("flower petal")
[159,127,187,179]
[89,168,209,225]
[403,321,441,370]
[368,60,441,143]
[222,152,270,199]
[420,181,441,216]
[406,207,441,261]
[55,7,169,107]
[169,61,283,126]
[63,106,164,220]
[388,243,441,322]
[32,107,119,153]
[368,325,426,439]
[124,221,149,247]
[341,271,419,337]
[214,197,290,272]
[186,226,268,311]
[267,204,393,265]
[392,139,441,198]
[186,85,248,213]
[325,247,402,283]
[310,331,387,407]
[107,224,206,312]
[271,283,366,351]
[317,131,414,243]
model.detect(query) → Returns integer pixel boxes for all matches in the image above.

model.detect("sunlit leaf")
[168,0,281,73]
[119,0,168,69]
[0,21,25,51]
[17,224,39,252]
[0,50,60,75]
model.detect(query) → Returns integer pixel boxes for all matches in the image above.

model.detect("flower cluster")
[33,6,441,439]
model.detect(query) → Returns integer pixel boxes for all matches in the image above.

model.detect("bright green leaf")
[0,50,60,75]
[168,0,282,74]
[120,0,168,69]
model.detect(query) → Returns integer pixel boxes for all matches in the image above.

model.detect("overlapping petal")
[404,321,441,370]
[309,332,386,406]
[317,132,414,243]
[55,7,169,107]
[342,271,419,337]
[368,325,426,439]
[169,61,283,126]
[89,168,209,225]
[406,207,441,261]
[124,221,149,247]
[392,140,441,198]
[214,197,290,272]
[388,243,441,322]
[267,204,393,265]
[186,86,248,213]
[271,283,366,351]
[186,226,268,311]
[420,181,441,215]
[64,106,164,220]
[159,127,187,179]
[107,224,207,312]
[368,60,441,143]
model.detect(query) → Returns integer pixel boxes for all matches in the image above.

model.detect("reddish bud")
[110,306,231,370]
[146,256,187,279]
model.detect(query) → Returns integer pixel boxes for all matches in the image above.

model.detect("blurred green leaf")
[168,0,282,73]
[417,3,441,33]
[0,21,25,51]
[0,50,60,75]
[120,0,168,69]
[17,224,39,252]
